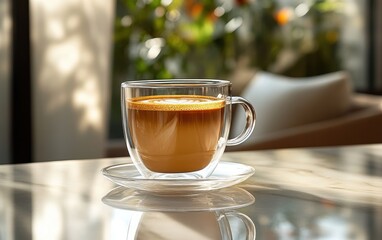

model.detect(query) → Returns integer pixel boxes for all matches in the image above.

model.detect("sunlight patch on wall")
[31,0,114,161]
[73,79,102,131]
[45,37,81,77]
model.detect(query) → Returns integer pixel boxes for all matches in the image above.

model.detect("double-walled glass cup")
[121,79,255,179]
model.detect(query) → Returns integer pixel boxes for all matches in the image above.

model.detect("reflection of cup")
[126,210,255,240]
[121,79,256,179]
[102,187,256,240]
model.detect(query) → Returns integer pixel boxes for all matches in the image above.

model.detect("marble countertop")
[1,144,381,239]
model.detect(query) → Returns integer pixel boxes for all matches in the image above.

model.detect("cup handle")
[227,96,256,146]
[225,211,256,240]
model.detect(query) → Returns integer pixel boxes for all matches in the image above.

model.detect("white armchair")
[228,71,382,151]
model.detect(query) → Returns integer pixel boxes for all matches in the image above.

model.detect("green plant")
[109,0,346,138]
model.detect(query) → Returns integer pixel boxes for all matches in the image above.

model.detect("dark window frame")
[11,0,33,163]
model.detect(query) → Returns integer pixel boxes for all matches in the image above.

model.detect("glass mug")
[126,210,256,240]
[121,79,256,179]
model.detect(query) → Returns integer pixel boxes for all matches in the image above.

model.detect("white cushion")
[231,71,353,144]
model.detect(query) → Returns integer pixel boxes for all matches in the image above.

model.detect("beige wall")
[0,0,11,164]
[31,0,115,161]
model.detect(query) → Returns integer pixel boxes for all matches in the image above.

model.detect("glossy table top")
[1,144,382,240]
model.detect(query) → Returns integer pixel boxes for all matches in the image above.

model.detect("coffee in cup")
[127,95,225,173]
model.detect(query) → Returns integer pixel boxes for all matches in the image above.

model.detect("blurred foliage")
[109,0,347,138]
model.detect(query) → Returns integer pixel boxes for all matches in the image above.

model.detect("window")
[109,0,379,139]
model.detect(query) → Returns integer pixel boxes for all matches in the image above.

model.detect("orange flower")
[274,8,291,26]
[185,0,203,19]
[236,0,249,6]
[185,0,217,22]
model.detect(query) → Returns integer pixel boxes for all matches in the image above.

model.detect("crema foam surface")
[127,95,225,111]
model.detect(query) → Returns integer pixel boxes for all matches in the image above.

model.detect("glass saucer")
[101,162,254,195]
[102,186,255,212]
